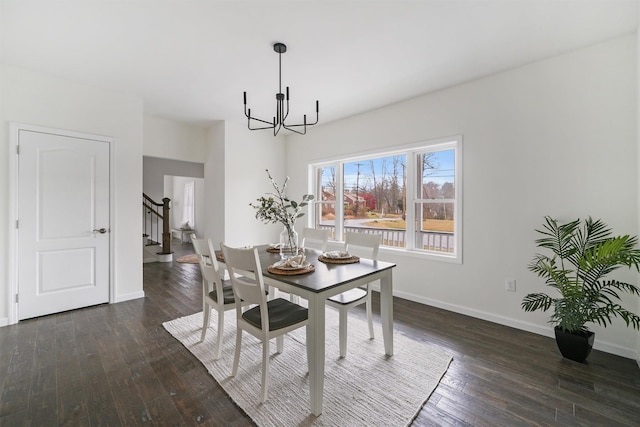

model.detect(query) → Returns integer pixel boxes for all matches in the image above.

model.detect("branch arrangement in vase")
[250,169,314,251]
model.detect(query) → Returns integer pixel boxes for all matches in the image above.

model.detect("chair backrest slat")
[301,227,330,252]
[191,235,223,288]
[221,244,267,307]
[344,232,381,261]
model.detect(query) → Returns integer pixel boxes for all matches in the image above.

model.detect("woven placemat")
[318,255,360,264]
[267,264,315,275]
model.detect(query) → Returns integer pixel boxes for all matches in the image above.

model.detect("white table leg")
[307,295,325,416]
[380,271,394,356]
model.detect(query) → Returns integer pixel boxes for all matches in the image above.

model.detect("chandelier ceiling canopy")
[243,42,319,136]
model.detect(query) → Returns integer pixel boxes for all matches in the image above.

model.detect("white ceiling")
[2,1,638,128]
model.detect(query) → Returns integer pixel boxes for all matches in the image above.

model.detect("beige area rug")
[176,253,199,264]
[163,307,453,426]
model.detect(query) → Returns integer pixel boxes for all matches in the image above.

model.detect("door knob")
[93,228,108,234]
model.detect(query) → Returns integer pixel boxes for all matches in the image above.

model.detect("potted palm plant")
[521,216,640,362]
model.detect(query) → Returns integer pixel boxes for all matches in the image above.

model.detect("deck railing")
[317,224,454,253]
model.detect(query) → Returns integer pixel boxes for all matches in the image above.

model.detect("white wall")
[225,120,287,247]
[202,120,287,249]
[0,64,145,324]
[287,35,639,358]
[204,122,226,247]
[143,156,204,203]
[636,13,640,366]
[143,115,207,162]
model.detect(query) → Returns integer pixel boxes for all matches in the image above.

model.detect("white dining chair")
[326,232,381,358]
[221,243,309,403]
[191,235,247,360]
[300,227,330,252]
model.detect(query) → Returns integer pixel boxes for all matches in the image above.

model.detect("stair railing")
[142,193,172,255]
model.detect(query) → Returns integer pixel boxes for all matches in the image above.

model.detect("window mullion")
[336,162,344,242]
[405,150,417,250]
[310,166,319,228]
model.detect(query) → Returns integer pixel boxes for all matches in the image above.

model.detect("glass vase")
[279,225,299,260]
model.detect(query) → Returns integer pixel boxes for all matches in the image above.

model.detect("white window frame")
[308,135,462,264]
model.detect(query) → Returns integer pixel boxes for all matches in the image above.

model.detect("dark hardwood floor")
[2,243,640,426]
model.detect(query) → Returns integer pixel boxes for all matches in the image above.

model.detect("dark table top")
[218,245,396,294]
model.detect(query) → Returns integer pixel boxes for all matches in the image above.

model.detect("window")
[182,181,195,229]
[310,136,461,262]
[315,166,338,240]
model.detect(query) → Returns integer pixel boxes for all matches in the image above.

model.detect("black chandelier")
[243,42,319,136]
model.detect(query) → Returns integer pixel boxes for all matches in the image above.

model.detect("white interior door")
[17,128,110,320]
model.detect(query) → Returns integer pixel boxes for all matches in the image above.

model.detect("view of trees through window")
[314,145,458,255]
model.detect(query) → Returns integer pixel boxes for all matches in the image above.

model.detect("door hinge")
[16,219,19,229]
[16,145,19,155]
[15,294,19,303]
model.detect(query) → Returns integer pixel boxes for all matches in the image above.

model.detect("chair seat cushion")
[328,287,368,305]
[243,298,308,331]
[208,280,235,304]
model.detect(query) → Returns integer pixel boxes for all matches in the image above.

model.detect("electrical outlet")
[505,278,516,292]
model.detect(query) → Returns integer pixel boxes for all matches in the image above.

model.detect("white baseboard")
[114,291,145,303]
[0,295,146,327]
[392,288,638,360]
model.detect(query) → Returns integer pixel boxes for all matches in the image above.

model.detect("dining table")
[217,244,396,416]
